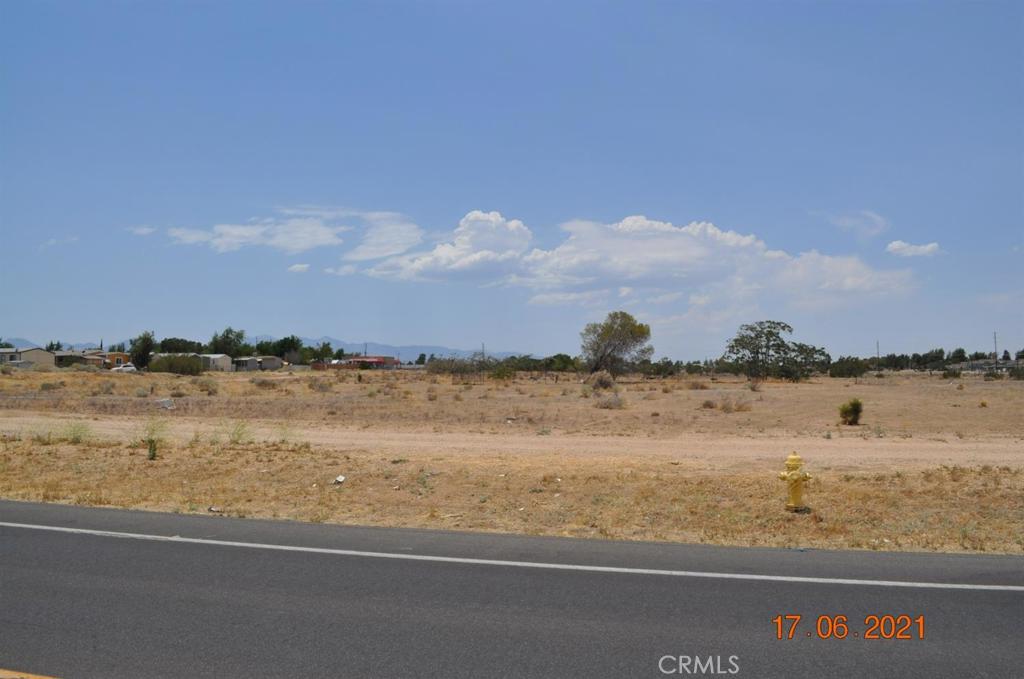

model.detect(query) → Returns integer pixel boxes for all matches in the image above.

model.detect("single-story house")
[257,356,284,371]
[233,356,259,371]
[54,350,106,368]
[340,355,400,369]
[0,347,56,368]
[103,351,131,368]
[200,354,233,372]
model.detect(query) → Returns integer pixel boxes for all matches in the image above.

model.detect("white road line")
[2,521,1023,591]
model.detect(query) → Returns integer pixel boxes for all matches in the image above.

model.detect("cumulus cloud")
[128,226,156,236]
[886,240,940,257]
[368,210,531,280]
[325,264,358,276]
[828,210,889,238]
[287,263,310,273]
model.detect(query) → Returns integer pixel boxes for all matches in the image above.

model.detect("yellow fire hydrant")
[779,452,811,513]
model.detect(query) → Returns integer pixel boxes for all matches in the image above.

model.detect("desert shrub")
[942,369,961,379]
[1009,367,1024,381]
[978,401,988,408]
[32,363,54,372]
[983,370,1002,381]
[40,381,64,391]
[661,384,673,394]
[149,355,202,375]
[169,388,187,398]
[228,421,252,445]
[453,392,463,402]
[587,370,615,390]
[579,385,592,399]
[839,398,863,425]
[490,364,515,381]
[97,380,115,395]
[829,357,868,379]
[62,421,91,443]
[135,387,148,398]
[194,377,218,395]
[595,393,625,409]
[307,378,331,392]
[686,380,709,390]
[701,399,716,409]
[733,400,752,412]
[426,386,438,401]
[252,377,278,389]
[0,364,13,375]
[72,364,100,373]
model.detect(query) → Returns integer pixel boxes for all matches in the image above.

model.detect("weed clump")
[595,393,625,409]
[587,370,615,390]
[194,377,218,395]
[839,398,863,425]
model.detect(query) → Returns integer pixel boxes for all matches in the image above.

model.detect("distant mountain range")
[2,335,520,360]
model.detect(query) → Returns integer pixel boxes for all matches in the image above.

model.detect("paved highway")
[1,500,1021,678]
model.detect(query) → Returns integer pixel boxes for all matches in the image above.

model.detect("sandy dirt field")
[1,368,1021,552]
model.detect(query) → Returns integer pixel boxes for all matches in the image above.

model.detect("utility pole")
[993,332,998,361]
[876,340,880,372]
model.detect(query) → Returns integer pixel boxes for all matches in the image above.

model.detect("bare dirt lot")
[1,368,1021,553]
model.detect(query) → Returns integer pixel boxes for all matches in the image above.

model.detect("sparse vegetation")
[839,398,863,425]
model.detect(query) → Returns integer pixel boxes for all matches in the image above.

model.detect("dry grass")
[0,434,1020,552]
[1,368,1022,553]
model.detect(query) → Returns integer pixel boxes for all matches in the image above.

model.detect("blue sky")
[2,1,1021,359]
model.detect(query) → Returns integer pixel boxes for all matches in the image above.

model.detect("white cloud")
[828,210,889,238]
[368,210,531,280]
[649,291,684,304]
[325,264,358,276]
[886,240,940,257]
[343,212,423,261]
[528,290,609,307]
[287,263,310,273]
[128,226,156,236]
[169,217,346,254]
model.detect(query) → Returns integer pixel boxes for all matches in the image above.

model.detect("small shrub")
[942,369,961,379]
[426,387,438,402]
[307,378,331,393]
[979,401,988,408]
[1008,367,1024,381]
[135,387,148,398]
[747,381,761,392]
[62,421,91,444]
[40,381,64,392]
[587,370,615,390]
[252,377,278,389]
[194,377,218,395]
[579,385,592,399]
[149,355,202,375]
[733,400,752,412]
[453,392,463,402]
[686,381,709,390]
[169,388,187,398]
[839,398,863,425]
[147,439,158,460]
[661,384,673,394]
[701,399,716,409]
[595,393,625,409]
[0,364,13,375]
[956,383,965,391]
[72,364,100,373]
[228,421,252,445]
[490,364,515,381]
[983,370,1001,381]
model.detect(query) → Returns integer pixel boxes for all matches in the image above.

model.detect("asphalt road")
[1,501,1021,678]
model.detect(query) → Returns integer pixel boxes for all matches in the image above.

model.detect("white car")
[110,363,137,373]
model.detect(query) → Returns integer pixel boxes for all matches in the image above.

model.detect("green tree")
[1002,350,1011,361]
[829,356,868,378]
[108,342,126,353]
[580,311,653,375]
[160,337,204,353]
[948,348,967,363]
[44,341,63,352]
[207,327,247,356]
[333,347,347,360]
[415,353,427,365]
[722,321,794,380]
[129,331,156,368]
[0,338,13,349]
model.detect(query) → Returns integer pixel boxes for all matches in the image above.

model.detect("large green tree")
[723,321,794,380]
[207,327,247,356]
[580,311,653,375]
[129,331,156,368]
